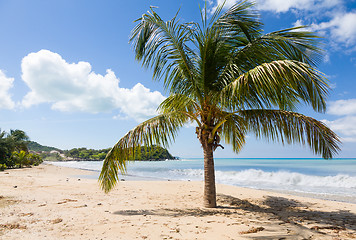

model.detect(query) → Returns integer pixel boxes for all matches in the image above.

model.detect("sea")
[48,158,356,203]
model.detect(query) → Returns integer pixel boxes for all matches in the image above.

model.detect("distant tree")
[1,129,30,165]
[0,129,9,161]
[27,141,61,152]
[11,151,28,168]
[0,129,42,168]
[27,152,43,166]
[8,129,30,153]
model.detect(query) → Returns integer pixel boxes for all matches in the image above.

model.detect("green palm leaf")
[240,109,340,159]
[99,112,188,192]
[220,113,247,153]
[220,60,329,112]
[130,7,199,96]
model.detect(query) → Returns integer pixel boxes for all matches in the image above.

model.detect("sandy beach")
[1,164,355,239]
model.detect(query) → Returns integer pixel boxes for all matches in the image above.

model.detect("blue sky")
[0,0,355,158]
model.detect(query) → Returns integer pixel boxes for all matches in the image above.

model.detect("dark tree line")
[0,129,42,170]
[64,145,175,161]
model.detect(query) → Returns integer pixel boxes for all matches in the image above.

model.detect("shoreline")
[1,164,356,239]
[46,161,356,205]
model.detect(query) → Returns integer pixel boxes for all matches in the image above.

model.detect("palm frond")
[220,60,329,112]
[220,113,247,153]
[216,27,323,92]
[194,1,261,94]
[130,8,199,96]
[237,27,323,69]
[99,112,188,193]
[159,93,203,127]
[240,109,341,159]
[215,0,262,43]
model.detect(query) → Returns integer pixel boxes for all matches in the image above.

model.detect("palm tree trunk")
[203,143,216,208]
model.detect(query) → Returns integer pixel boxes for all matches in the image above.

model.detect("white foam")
[47,161,356,198]
[164,168,356,197]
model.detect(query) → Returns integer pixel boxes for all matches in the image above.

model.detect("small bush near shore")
[0,163,7,171]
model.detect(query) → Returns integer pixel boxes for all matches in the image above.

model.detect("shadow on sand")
[113,194,356,239]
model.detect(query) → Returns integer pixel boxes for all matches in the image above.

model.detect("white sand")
[1,164,355,239]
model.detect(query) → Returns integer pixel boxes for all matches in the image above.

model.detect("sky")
[0,0,355,158]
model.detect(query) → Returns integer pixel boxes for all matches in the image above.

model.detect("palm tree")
[8,129,30,153]
[11,150,28,168]
[99,1,340,208]
[0,129,29,164]
[0,129,9,162]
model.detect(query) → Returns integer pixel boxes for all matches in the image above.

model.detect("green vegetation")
[64,145,174,161]
[0,129,43,170]
[27,141,61,152]
[64,148,110,160]
[99,1,340,208]
[38,151,63,161]
[28,141,175,161]
[128,145,174,161]
[0,128,175,169]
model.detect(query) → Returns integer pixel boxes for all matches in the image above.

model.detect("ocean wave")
[47,160,356,197]
[167,168,356,189]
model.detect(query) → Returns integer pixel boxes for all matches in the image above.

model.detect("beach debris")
[50,218,63,224]
[0,197,19,208]
[57,199,78,204]
[13,186,17,188]
[170,227,180,233]
[38,203,46,207]
[310,225,346,231]
[18,212,34,217]
[77,178,81,181]
[74,204,88,208]
[120,179,125,181]
[0,223,27,230]
[240,226,265,234]
[97,203,102,205]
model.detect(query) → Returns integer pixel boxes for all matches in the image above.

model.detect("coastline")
[1,164,355,239]
[47,160,356,205]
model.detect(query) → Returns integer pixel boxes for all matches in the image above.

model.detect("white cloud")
[256,0,342,12]
[328,99,356,116]
[214,0,237,9]
[323,117,356,142]
[310,12,356,47]
[257,0,314,13]
[115,83,166,122]
[0,70,15,109]
[323,99,356,142]
[211,0,355,50]
[212,0,341,13]
[293,19,304,28]
[21,49,165,122]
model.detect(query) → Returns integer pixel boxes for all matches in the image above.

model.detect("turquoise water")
[49,158,356,202]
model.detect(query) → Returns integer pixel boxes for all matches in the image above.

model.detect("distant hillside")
[28,141,176,161]
[64,145,176,161]
[28,141,62,152]
[129,145,175,161]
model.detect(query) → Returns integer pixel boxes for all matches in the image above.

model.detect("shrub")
[0,163,7,171]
